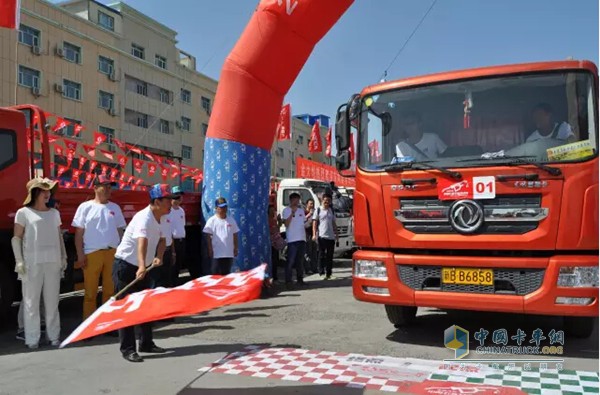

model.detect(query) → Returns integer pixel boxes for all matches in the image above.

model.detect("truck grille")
[398,266,545,295]
[337,226,349,235]
[395,195,545,235]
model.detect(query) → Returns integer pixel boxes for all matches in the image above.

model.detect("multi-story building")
[0,0,335,187]
[0,0,217,189]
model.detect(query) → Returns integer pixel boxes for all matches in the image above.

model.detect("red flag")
[133,159,144,174]
[66,151,74,167]
[89,160,98,172]
[65,181,73,188]
[276,104,291,141]
[147,163,157,176]
[118,182,126,190]
[160,165,169,181]
[135,179,143,187]
[74,124,85,137]
[83,144,96,157]
[79,157,87,168]
[114,139,127,152]
[100,150,114,160]
[54,145,64,156]
[110,168,119,179]
[325,126,332,157]
[127,175,135,184]
[349,132,355,161]
[72,169,81,181]
[85,172,93,183]
[59,265,265,346]
[368,139,382,163]
[0,0,20,30]
[64,138,78,153]
[48,135,59,144]
[143,151,156,161]
[93,132,107,146]
[101,165,109,175]
[126,144,142,155]
[118,155,128,167]
[119,173,127,182]
[171,168,180,179]
[57,165,68,177]
[308,121,323,153]
[53,117,69,133]
[33,158,41,165]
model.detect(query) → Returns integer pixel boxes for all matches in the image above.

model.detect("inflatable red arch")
[203,0,353,273]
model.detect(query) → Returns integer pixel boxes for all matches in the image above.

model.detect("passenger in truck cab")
[526,102,576,143]
[395,112,447,160]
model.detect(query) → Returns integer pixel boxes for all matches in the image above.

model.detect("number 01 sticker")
[473,176,496,199]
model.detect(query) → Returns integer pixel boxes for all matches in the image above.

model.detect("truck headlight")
[557,267,599,288]
[354,260,388,280]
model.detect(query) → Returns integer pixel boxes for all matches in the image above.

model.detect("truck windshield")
[358,71,597,170]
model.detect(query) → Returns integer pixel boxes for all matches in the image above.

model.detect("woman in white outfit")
[11,177,67,348]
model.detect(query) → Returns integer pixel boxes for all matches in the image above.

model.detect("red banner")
[64,138,78,153]
[276,104,291,141]
[100,150,114,161]
[308,120,323,153]
[74,124,85,137]
[133,159,144,174]
[0,0,20,30]
[296,157,355,187]
[83,144,96,157]
[118,155,128,168]
[147,163,157,176]
[94,132,107,146]
[325,126,332,157]
[60,265,265,347]
[114,138,127,153]
[79,157,87,168]
[52,117,69,132]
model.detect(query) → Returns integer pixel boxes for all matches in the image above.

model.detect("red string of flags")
[29,111,203,190]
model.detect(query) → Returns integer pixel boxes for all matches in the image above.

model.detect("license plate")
[442,268,494,286]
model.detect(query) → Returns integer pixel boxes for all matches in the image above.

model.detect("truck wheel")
[0,263,16,321]
[563,316,595,338]
[385,305,417,328]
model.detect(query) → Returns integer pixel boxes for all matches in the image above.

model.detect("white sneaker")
[27,343,39,349]
[50,340,61,347]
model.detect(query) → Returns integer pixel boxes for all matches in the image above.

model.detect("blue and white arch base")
[202,138,271,274]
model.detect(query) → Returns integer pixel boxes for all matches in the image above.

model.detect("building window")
[18,66,40,88]
[155,55,167,70]
[63,42,81,64]
[137,113,148,128]
[201,123,208,136]
[277,168,284,177]
[159,88,170,104]
[98,11,114,31]
[18,24,40,47]
[63,79,82,101]
[64,118,81,138]
[181,89,191,104]
[181,117,191,132]
[98,56,114,75]
[99,126,115,147]
[131,43,145,60]
[136,81,147,96]
[98,91,114,109]
[298,135,304,145]
[182,145,192,160]
[276,147,284,157]
[201,96,211,113]
[159,119,170,134]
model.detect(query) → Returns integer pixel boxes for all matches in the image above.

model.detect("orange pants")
[83,249,116,320]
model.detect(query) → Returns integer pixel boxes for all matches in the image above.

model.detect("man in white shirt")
[168,186,186,286]
[72,175,127,322]
[112,184,175,363]
[395,112,447,160]
[282,192,308,288]
[203,197,239,275]
[526,103,575,143]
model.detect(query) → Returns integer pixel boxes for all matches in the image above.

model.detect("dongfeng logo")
[449,200,484,234]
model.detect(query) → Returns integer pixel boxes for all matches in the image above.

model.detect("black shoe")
[123,352,143,363]
[138,344,167,353]
[297,281,309,287]
[16,330,25,341]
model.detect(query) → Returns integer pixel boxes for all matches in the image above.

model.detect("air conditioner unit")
[108,71,118,81]
[31,87,41,97]
[54,47,64,57]
[54,83,64,93]
[31,45,42,55]
[175,121,182,129]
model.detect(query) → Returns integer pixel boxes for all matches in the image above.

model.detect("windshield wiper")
[379,161,462,180]
[458,155,562,176]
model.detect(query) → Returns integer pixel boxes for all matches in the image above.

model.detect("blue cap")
[149,184,176,199]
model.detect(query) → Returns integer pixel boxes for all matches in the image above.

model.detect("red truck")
[335,60,598,338]
[0,105,205,320]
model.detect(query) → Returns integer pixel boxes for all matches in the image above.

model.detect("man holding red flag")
[112,184,176,362]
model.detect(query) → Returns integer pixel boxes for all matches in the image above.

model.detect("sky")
[93,0,598,125]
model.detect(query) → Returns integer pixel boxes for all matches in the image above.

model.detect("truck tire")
[0,263,15,322]
[385,305,417,328]
[563,316,595,338]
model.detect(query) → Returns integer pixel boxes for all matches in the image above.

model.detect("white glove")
[11,237,26,280]
[15,261,26,276]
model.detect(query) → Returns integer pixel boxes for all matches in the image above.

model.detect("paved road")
[0,260,597,394]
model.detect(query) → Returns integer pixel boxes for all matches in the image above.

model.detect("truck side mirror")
[336,150,351,171]
[335,103,350,151]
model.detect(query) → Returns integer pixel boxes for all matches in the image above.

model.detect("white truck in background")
[275,178,354,256]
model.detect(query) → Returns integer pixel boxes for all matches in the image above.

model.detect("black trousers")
[271,247,279,281]
[212,258,233,275]
[150,246,172,288]
[318,238,336,276]
[171,239,185,286]
[112,258,154,355]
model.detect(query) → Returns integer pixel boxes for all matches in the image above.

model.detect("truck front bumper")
[352,250,598,317]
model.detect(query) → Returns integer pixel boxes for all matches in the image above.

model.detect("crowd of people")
[10,174,342,361]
